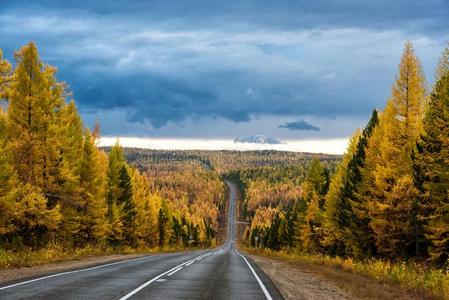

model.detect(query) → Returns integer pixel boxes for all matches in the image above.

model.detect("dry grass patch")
[244,248,448,300]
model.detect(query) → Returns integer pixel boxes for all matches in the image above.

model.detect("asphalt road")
[0,181,283,300]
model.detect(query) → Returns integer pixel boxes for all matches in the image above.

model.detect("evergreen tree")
[158,206,168,247]
[323,131,360,256]
[346,110,379,257]
[324,110,379,258]
[107,141,125,219]
[117,164,136,245]
[416,69,449,265]
[157,200,173,247]
[293,197,308,249]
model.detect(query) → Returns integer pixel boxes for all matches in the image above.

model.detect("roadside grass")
[243,247,449,300]
[0,244,198,269]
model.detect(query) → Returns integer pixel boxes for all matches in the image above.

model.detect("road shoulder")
[246,252,430,300]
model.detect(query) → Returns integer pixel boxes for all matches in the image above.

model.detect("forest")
[239,41,449,268]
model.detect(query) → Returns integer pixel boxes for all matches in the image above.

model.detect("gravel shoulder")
[0,254,146,284]
[247,253,431,300]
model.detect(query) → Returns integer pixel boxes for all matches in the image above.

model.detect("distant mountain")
[234,135,282,145]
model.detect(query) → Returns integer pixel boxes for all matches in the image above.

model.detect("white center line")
[0,256,151,291]
[167,266,183,276]
[185,261,195,266]
[235,249,273,300]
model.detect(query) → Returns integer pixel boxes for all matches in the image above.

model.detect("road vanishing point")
[0,181,283,300]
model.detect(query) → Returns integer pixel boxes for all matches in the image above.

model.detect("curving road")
[0,181,283,300]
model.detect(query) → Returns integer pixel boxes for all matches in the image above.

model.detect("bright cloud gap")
[99,137,349,155]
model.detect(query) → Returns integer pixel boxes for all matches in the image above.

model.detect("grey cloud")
[279,119,320,131]
[0,1,447,136]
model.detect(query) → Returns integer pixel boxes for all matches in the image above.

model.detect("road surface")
[0,180,283,300]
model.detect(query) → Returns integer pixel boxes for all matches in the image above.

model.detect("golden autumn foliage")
[0,43,225,252]
[436,42,449,81]
[240,41,449,276]
[362,42,428,258]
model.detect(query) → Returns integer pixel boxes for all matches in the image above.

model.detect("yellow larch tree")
[6,42,66,194]
[363,41,427,258]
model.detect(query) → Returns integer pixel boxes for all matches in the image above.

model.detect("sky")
[1,0,448,153]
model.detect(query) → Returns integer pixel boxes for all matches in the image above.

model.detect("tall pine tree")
[416,60,449,265]
[324,131,360,256]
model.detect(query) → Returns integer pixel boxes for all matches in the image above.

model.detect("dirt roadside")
[247,253,433,300]
[0,254,146,284]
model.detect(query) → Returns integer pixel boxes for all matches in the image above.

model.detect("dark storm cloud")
[3,1,448,33]
[69,72,220,128]
[0,0,448,135]
[279,119,320,131]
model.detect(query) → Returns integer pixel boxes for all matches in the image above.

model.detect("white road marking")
[185,260,195,266]
[119,252,210,300]
[235,249,273,300]
[155,279,167,282]
[0,256,151,291]
[167,266,183,276]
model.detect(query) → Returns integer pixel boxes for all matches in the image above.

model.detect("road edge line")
[0,255,151,291]
[235,249,273,300]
